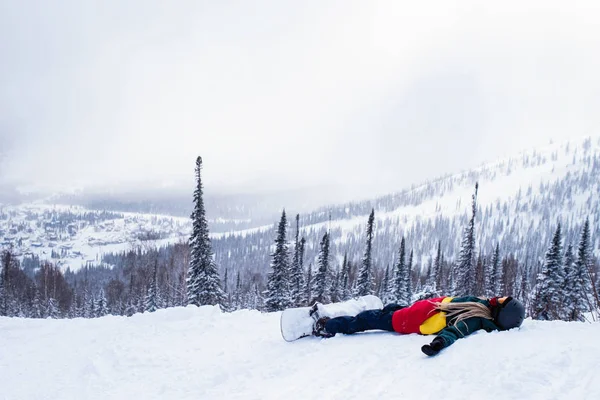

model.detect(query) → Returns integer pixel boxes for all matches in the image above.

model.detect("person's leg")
[324,308,396,335]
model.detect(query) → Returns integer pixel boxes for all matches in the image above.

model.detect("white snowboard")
[280,295,384,342]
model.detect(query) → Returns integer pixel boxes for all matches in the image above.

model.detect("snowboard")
[280,295,384,342]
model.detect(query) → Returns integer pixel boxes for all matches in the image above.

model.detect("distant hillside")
[212,136,600,281]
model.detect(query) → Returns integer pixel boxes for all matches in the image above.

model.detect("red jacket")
[392,296,450,334]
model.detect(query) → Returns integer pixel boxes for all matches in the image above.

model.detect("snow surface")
[1,307,599,400]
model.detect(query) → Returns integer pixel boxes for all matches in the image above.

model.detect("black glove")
[421,337,445,356]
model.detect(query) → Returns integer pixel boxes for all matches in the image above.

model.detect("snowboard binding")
[310,303,334,338]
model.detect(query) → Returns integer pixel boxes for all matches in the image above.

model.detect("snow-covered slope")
[213,135,600,278]
[1,306,599,400]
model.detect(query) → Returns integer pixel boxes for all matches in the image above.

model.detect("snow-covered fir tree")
[426,241,442,294]
[568,219,593,321]
[234,271,241,310]
[305,263,313,305]
[31,291,44,319]
[356,209,375,296]
[222,268,234,312]
[145,261,162,313]
[533,223,565,320]
[0,249,16,317]
[313,232,331,304]
[486,243,500,297]
[330,266,341,303]
[265,210,292,311]
[187,156,226,308]
[381,264,391,302]
[392,237,409,304]
[97,289,109,317]
[407,250,413,302]
[562,243,576,320]
[339,253,350,301]
[47,298,60,319]
[85,292,95,318]
[289,214,306,306]
[454,183,478,296]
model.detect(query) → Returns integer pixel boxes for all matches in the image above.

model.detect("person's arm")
[421,317,496,356]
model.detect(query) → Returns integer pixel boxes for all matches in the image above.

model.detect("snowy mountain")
[1,304,599,399]
[2,135,599,281]
[211,135,600,282]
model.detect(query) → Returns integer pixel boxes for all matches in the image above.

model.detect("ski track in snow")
[1,307,599,400]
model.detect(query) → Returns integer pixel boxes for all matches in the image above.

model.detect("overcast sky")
[1,0,599,200]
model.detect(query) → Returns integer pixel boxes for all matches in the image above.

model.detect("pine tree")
[31,291,44,318]
[562,243,576,320]
[428,241,442,294]
[330,267,341,303]
[145,261,161,313]
[0,249,16,317]
[454,183,478,296]
[486,243,500,297]
[392,237,408,304]
[234,271,241,310]
[47,298,60,319]
[569,219,593,321]
[305,263,313,306]
[289,214,306,306]
[406,250,413,302]
[265,210,292,311]
[381,264,391,302]
[339,253,350,301]
[356,209,375,296]
[187,156,226,308]
[533,223,565,320]
[313,232,331,303]
[86,293,96,318]
[97,289,109,317]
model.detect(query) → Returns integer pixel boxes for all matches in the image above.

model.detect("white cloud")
[1,0,599,198]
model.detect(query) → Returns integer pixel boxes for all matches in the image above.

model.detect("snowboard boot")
[312,316,334,338]
[309,303,334,338]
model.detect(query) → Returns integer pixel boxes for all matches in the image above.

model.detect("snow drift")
[1,306,599,400]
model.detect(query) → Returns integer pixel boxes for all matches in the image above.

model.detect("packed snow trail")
[1,306,599,400]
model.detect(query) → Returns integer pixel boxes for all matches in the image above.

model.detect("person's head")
[492,296,525,330]
[433,296,525,331]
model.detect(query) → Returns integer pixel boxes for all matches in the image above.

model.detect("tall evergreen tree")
[569,219,593,321]
[187,156,226,307]
[330,267,341,303]
[381,264,391,302]
[290,214,305,306]
[428,241,442,293]
[222,268,233,312]
[392,237,408,304]
[97,289,109,317]
[47,298,60,319]
[265,210,292,311]
[145,261,161,313]
[486,243,501,297]
[356,209,375,296]
[305,263,313,306]
[0,249,16,317]
[234,271,241,311]
[533,223,565,320]
[340,253,350,301]
[562,243,576,320]
[313,232,331,303]
[454,183,478,296]
[406,249,413,302]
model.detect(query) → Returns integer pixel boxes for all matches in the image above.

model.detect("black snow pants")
[324,303,405,335]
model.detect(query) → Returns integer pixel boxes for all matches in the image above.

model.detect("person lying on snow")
[311,296,525,356]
